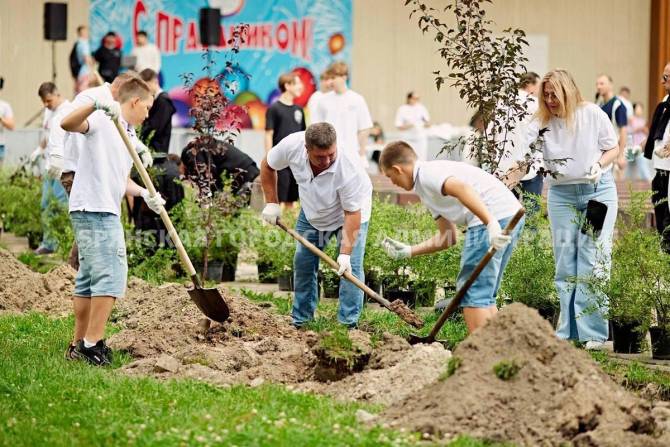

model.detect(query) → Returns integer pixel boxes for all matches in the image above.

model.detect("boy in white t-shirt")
[379,141,524,333]
[60,78,165,366]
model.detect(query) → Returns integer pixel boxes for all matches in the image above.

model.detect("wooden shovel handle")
[276,220,393,308]
[112,119,200,285]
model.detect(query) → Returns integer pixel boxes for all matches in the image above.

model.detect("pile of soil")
[0,250,74,316]
[382,303,670,446]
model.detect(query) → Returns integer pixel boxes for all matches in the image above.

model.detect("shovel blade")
[187,286,230,323]
[408,333,434,345]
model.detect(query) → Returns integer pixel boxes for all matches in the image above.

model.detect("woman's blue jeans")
[292,210,369,327]
[547,172,617,342]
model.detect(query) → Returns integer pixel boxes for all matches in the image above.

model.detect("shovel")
[276,219,424,328]
[112,119,230,323]
[408,207,525,345]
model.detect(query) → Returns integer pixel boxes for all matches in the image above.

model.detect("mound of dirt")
[381,303,670,447]
[0,250,73,316]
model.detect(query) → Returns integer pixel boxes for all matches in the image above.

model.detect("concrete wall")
[0,0,89,128]
[352,0,651,130]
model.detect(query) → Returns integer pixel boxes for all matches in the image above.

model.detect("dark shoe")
[64,342,81,361]
[75,340,111,366]
[34,246,55,255]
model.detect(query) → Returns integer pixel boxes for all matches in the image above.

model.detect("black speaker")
[199,8,221,47]
[44,3,67,41]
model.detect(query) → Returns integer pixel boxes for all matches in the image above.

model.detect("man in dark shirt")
[265,72,306,207]
[139,68,176,154]
[93,32,121,84]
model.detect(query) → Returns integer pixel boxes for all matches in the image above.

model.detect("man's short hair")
[597,73,613,83]
[319,71,332,81]
[305,123,337,150]
[277,72,298,93]
[117,78,152,103]
[76,25,86,34]
[379,141,417,170]
[519,72,540,88]
[620,86,631,95]
[327,61,348,78]
[137,30,148,38]
[37,82,58,99]
[139,68,158,82]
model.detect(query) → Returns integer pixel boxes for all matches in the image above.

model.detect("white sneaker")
[585,341,605,351]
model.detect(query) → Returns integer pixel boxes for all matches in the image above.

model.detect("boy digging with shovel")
[60,78,165,366]
[379,141,524,333]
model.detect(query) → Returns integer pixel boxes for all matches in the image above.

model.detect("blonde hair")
[117,78,152,103]
[536,69,585,128]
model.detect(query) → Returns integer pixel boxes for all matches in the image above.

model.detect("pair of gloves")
[381,220,511,259]
[261,203,352,276]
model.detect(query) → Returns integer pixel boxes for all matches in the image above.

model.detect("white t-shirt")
[652,121,670,171]
[312,90,373,161]
[526,102,618,185]
[395,103,430,133]
[68,111,135,216]
[0,99,14,146]
[306,90,324,124]
[131,43,161,73]
[497,91,541,181]
[266,131,372,231]
[413,160,521,228]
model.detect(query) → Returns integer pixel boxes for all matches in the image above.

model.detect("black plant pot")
[322,282,339,298]
[650,327,670,360]
[537,306,559,329]
[278,271,294,291]
[221,261,236,282]
[612,320,646,354]
[195,261,224,282]
[257,261,278,284]
[364,271,382,295]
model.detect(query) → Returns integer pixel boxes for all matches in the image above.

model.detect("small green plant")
[493,359,522,381]
[239,288,292,315]
[318,327,358,368]
[16,251,57,273]
[128,247,179,285]
[440,356,462,381]
[0,170,43,248]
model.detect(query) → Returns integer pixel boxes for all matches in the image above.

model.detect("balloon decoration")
[168,87,192,128]
[328,33,345,55]
[220,65,250,100]
[233,90,266,130]
[266,88,281,105]
[291,67,316,107]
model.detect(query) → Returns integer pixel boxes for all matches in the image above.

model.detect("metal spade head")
[187,277,230,323]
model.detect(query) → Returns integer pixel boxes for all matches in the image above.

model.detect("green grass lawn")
[0,312,502,447]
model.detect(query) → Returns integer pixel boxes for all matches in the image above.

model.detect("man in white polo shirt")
[260,122,373,328]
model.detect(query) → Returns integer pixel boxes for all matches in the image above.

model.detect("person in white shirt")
[0,85,15,167]
[34,82,70,255]
[619,86,634,120]
[306,70,333,125]
[644,62,670,252]
[526,69,619,349]
[131,30,161,74]
[378,141,523,333]
[394,91,430,160]
[60,78,165,366]
[312,62,373,168]
[260,123,373,328]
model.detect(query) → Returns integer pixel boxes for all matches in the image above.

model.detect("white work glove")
[585,161,603,184]
[135,141,153,168]
[381,236,412,260]
[336,254,351,276]
[487,220,511,251]
[140,189,166,214]
[262,203,281,225]
[655,144,670,159]
[46,154,64,179]
[94,99,121,120]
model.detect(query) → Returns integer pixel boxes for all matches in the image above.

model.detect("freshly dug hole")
[312,329,372,382]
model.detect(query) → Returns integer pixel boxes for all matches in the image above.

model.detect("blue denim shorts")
[70,211,127,298]
[457,215,525,308]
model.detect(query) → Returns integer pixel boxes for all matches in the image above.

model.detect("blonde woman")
[527,69,619,349]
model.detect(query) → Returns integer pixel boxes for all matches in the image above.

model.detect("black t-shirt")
[93,46,121,83]
[141,92,176,153]
[265,101,306,146]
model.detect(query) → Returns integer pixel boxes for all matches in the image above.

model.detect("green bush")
[499,196,558,315]
[250,206,299,277]
[0,170,43,248]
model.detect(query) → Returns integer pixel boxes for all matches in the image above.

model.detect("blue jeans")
[624,152,652,182]
[457,215,525,307]
[39,177,68,251]
[520,173,544,216]
[70,211,127,298]
[293,210,369,327]
[548,172,617,342]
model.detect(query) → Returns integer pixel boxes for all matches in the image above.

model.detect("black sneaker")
[75,340,111,366]
[64,342,81,361]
